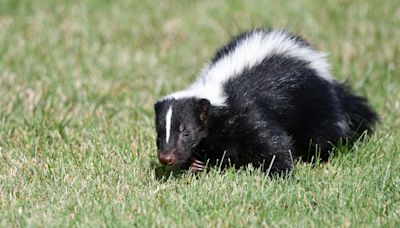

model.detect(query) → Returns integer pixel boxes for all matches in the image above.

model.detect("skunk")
[154,28,378,175]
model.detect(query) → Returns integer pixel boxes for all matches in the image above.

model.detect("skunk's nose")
[159,152,176,165]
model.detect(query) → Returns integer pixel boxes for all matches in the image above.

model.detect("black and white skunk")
[154,28,378,175]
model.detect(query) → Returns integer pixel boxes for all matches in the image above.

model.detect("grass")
[0,0,399,226]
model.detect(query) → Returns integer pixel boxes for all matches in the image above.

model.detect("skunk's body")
[154,29,378,175]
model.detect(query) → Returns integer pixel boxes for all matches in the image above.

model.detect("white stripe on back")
[165,106,173,143]
[163,29,333,106]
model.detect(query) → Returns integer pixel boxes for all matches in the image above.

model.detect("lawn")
[0,0,399,226]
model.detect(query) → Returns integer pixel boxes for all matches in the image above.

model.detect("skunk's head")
[154,97,210,168]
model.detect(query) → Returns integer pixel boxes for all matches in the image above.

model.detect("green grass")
[1,0,399,226]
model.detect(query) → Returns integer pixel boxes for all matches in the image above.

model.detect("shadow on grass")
[150,159,295,182]
[150,160,188,182]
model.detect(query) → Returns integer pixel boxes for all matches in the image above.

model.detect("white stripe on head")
[165,106,173,143]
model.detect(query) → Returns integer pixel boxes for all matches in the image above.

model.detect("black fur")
[154,29,378,175]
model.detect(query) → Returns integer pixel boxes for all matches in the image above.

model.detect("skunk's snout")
[158,150,176,165]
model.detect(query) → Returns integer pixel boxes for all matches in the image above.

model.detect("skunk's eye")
[183,131,190,137]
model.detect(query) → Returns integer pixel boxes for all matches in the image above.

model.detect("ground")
[0,0,399,226]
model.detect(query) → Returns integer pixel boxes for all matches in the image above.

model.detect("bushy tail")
[335,83,379,139]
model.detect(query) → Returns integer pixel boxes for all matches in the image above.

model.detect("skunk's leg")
[254,121,295,175]
[226,115,294,175]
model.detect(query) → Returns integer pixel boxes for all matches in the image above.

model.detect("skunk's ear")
[198,99,210,125]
